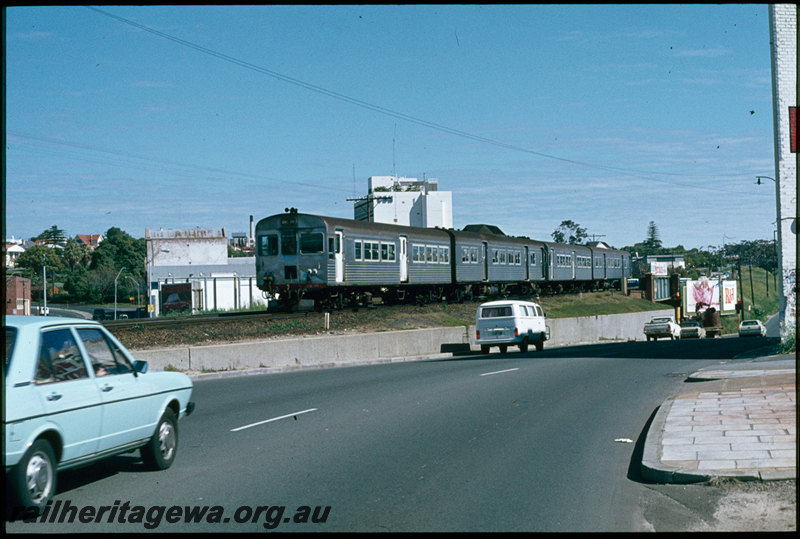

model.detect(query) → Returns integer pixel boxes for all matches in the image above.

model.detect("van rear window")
[481,306,512,318]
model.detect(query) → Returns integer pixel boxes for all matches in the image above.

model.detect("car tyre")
[142,408,178,470]
[480,345,490,354]
[11,438,57,512]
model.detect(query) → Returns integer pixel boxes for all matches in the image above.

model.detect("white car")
[738,319,767,337]
[475,300,548,353]
[3,316,195,511]
[644,317,681,341]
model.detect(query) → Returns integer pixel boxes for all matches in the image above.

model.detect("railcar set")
[256,210,631,310]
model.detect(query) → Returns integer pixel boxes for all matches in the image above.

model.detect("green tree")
[644,221,662,250]
[15,245,65,276]
[91,227,146,282]
[33,225,66,244]
[551,220,588,245]
[62,237,92,271]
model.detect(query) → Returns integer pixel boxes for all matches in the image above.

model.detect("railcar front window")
[259,234,279,256]
[281,232,297,255]
[300,232,324,254]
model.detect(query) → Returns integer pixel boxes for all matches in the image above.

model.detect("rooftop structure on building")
[350,175,453,229]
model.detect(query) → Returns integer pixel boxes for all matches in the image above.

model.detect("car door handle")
[100,384,114,392]
[46,393,62,401]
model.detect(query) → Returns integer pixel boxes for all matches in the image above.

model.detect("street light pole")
[42,253,47,316]
[114,267,126,320]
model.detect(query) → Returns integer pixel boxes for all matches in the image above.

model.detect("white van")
[475,300,549,353]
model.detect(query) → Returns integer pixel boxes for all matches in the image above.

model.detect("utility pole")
[42,253,47,316]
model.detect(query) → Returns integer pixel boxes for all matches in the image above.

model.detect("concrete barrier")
[132,308,674,372]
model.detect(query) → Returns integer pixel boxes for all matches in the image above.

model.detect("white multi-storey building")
[352,176,453,229]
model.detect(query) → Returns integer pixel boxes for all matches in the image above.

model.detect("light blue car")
[3,316,195,512]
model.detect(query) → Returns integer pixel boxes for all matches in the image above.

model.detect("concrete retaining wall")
[133,308,674,372]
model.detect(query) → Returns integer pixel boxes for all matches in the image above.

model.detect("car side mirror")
[133,360,148,375]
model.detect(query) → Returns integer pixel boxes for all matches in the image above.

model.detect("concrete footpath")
[641,355,796,483]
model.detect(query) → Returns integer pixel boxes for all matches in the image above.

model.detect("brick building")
[5,276,32,315]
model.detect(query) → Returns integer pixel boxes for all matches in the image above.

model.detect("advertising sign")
[161,283,192,313]
[650,262,669,276]
[684,279,737,315]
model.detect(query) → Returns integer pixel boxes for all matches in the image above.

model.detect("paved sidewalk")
[642,357,796,483]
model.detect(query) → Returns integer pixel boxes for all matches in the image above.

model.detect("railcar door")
[571,251,576,280]
[334,230,344,283]
[399,236,408,282]
[524,246,530,281]
[482,242,489,281]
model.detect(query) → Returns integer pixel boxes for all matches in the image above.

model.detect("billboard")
[684,279,737,315]
[161,283,192,314]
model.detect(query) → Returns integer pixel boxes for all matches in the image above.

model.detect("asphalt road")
[5,336,783,532]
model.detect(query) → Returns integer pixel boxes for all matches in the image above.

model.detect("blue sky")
[4,5,778,251]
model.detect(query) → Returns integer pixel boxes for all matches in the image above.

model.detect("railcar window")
[381,243,396,262]
[259,235,279,256]
[354,241,362,261]
[281,232,297,255]
[530,252,536,265]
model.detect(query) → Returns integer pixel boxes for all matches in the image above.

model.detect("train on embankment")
[256,209,631,310]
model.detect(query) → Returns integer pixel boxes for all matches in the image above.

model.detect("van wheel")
[535,339,544,352]
[499,345,508,354]
[519,340,528,353]
[480,345,490,354]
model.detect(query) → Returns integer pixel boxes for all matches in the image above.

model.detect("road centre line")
[480,368,519,377]
[231,408,318,432]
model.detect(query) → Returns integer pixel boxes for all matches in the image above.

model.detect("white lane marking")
[231,408,318,432]
[480,368,519,377]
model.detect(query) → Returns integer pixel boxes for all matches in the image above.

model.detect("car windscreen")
[5,327,17,374]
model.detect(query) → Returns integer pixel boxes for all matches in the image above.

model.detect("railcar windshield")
[281,232,297,255]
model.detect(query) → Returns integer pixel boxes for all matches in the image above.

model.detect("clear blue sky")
[4,5,778,251]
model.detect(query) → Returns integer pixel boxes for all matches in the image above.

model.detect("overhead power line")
[85,7,768,195]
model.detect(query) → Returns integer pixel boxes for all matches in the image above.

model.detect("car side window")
[36,329,89,384]
[78,328,133,377]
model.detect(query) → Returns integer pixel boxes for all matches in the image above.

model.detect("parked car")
[475,300,548,353]
[643,316,681,341]
[3,316,195,511]
[679,321,706,339]
[738,319,767,337]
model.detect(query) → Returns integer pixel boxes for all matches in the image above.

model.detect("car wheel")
[11,438,57,511]
[142,408,178,470]
[480,345,490,354]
